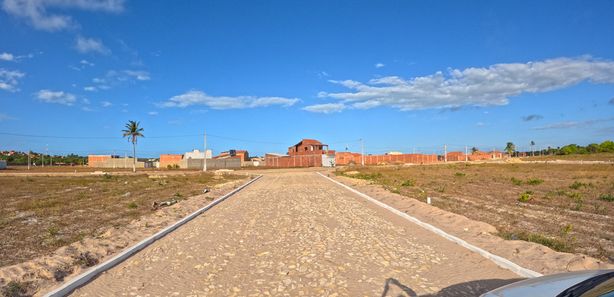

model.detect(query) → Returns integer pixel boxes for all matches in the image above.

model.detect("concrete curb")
[317,172,542,279]
[44,175,263,297]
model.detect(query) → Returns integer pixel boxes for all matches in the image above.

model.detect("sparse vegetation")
[336,163,614,261]
[0,172,243,266]
[499,231,573,253]
[510,177,523,186]
[74,251,99,268]
[518,191,533,202]
[599,194,614,202]
[454,172,466,177]
[1,281,30,297]
[400,179,415,187]
[526,178,543,185]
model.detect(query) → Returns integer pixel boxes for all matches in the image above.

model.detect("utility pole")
[27,150,31,170]
[42,145,46,167]
[203,130,207,172]
[444,144,447,162]
[360,138,365,166]
[465,145,468,162]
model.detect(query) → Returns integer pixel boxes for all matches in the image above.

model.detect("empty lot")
[0,172,243,267]
[336,163,614,262]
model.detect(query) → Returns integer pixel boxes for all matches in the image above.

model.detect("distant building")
[288,139,334,156]
[0,160,6,169]
[184,149,212,159]
[215,150,250,166]
[386,151,402,155]
[87,155,145,168]
[160,154,183,168]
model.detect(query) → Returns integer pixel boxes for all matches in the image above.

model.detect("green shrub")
[499,231,573,253]
[518,191,533,202]
[454,172,466,177]
[526,178,544,185]
[599,194,614,202]
[1,281,30,297]
[400,179,415,187]
[511,177,523,186]
[127,202,138,209]
[569,181,590,189]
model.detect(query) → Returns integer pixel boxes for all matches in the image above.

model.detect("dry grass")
[521,153,614,162]
[0,172,243,267]
[336,163,614,262]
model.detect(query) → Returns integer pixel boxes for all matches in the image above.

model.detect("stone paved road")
[70,171,519,297]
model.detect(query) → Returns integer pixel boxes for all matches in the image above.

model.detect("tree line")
[504,140,614,156]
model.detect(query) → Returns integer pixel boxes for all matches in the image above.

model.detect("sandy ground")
[330,173,613,275]
[69,171,520,297]
[0,176,249,296]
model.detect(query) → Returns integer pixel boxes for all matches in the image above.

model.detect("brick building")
[288,139,334,155]
[160,154,183,168]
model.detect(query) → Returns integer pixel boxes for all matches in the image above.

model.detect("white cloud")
[75,36,110,55]
[0,52,14,61]
[36,89,76,105]
[0,68,25,91]
[83,86,96,91]
[80,59,94,66]
[100,100,112,107]
[147,111,158,116]
[90,69,150,89]
[532,117,614,130]
[123,70,150,81]
[302,103,346,114]
[375,63,385,68]
[315,57,614,112]
[1,0,124,31]
[161,90,299,109]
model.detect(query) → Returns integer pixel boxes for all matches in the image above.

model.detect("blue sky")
[1,0,614,157]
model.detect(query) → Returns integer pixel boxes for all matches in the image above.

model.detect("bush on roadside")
[518,191,533,202]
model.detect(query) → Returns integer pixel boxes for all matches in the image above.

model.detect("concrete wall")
[265,154,325,168]
[88,157,145,168]
[180,158,241,170]
[336,152,439,165]
[0,160,6,169]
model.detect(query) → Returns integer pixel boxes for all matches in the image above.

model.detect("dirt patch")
[333,163,614,264]
[0,173,250,296]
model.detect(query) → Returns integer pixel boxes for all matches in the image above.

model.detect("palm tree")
[505,142,516,157]
[122,121,144,172]
[530,140,535,156]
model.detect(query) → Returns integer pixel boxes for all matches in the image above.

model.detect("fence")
[265,154,334,168]
[180,158,242,170]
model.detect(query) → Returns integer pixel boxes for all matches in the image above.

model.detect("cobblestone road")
[70,171,518,297]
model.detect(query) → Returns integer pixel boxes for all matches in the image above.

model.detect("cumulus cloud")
[36,89,76,105]
[311,57,614,112]
[522,114,544,122]
[302,103,346,114]
[532,117,614,130]
[375,63,385,68]
[161,90,299,110]
[1,0,124,31]
[83,86,96,91]
[75,36,110,55]
[0,68,25,91]
[147,111,158,116]
[0,52,14,61]
[100,100,112,107]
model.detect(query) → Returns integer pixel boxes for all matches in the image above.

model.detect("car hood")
[481,270,614,297]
